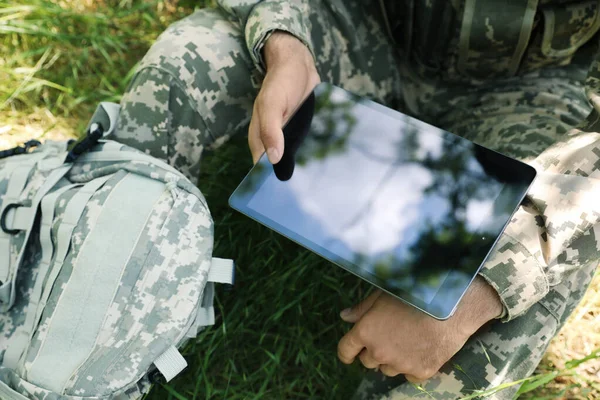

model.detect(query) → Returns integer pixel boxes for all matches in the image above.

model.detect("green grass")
[2,1,600,399]
[0,0,203,122]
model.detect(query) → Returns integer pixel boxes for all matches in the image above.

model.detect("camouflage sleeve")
[478,64,600,321]
[216,0,314,73]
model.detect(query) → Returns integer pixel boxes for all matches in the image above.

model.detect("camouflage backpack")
[0,103,234,399]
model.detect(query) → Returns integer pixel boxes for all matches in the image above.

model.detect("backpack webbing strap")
[191,306,215,334]
[186,258,235,335]
[153,346,188,383]
[0,165,72,311]
[38,184,83,276]
[3,176,110,370]
[1,183,80,369]
[96,140,124,152]
[75,150,185,178]
[207,258,235,284]
[0,147,51,176]
[0,379,29,400]
[0,164,35,284]
[22,176,111,371]
[187,282,215,337]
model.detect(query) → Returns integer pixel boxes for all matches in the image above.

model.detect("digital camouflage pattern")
[0,140,217,398]
[113,0,600,398]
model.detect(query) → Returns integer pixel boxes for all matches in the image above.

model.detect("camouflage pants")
[114,2,597,399]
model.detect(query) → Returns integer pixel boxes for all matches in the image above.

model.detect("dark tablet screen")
[229,83,536,319]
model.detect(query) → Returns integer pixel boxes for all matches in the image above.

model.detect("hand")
[248,31,321,164]
[337,276,503,382]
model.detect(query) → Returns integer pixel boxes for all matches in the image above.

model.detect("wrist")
[264,31,315,71]
[453,275,504,335]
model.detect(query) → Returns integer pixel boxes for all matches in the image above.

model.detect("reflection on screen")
[239,84,529,310]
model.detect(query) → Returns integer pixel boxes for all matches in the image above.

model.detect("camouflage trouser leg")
[355,66,597,399]
[114,1,402,185]
[114,8,259,184]
[114,2,596,400]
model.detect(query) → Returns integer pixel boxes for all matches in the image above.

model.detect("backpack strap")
[1,183,81,369]
[0,164,35,284]
[0,165,72,311]
[0,379,30,400]
[192,282,216,331]
[3,176,110,369]
[75,150,186,178]
[153,346,188,383]
[185,258,235,337]
[96,140,124,152]
[207,258,235,284]
[0,140,42,160]
[28,176,111,347]
[0,151,52,273]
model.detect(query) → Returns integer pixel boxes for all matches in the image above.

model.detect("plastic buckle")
[0,203,24,234]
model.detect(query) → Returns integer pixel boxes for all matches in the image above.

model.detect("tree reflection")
[359,122,507,295]
[289,91,510,299]
[295,85,357,166]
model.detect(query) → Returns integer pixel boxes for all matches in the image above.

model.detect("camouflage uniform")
[114,0,600,398]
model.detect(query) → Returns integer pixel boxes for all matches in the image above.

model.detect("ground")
[1,1,599,398]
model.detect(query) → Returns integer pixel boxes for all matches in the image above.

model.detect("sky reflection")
[233,83,536,318]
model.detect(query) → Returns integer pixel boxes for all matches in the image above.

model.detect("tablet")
[229,83,536,320]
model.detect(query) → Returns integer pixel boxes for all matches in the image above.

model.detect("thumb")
[256,88,286,164]
[340,290,382,323]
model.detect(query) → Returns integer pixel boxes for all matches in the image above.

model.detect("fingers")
[340,290,382,323]
[358,349,379,369]
[379,365,401,377]
[338,290,382,365]
[338,328,438,381]
[337,327,364,365]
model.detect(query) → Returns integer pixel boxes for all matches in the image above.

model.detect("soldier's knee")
[116,8,259,179]
[134,8,257,135]
[116,67,174,161]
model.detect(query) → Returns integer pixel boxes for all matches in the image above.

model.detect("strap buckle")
[1,203,24,234]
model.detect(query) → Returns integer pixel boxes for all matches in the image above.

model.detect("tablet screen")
[229,83,536,319]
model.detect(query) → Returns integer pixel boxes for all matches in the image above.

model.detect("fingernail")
[267,147,280,164]
[340,308,352,319]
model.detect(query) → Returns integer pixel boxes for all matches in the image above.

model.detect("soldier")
[114,1,600,398]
